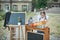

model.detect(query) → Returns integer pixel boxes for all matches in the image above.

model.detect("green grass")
[0,11,5,21]
[26,12,60,36]
[0,11,5,27]
[47,14,60,36]
[0,12,60,37]
[0,20,4,27]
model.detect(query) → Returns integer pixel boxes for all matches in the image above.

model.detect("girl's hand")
[45,20,48,22]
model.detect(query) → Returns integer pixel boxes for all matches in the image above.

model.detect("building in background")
[47,0,60,8]
[0,0,32,12]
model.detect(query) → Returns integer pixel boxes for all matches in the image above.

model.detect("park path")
[45,7,60,14]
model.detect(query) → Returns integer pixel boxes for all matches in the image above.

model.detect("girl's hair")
[40,11,46,15]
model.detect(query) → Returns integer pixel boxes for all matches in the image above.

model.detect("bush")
[0,16,3,21]
[0,11,5,20]
[1,14,5,20]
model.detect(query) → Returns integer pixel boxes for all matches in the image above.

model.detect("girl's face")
[40,13,45,18]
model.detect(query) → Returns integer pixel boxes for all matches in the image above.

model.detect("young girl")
[39,11,48,22]
[39,11,48,28]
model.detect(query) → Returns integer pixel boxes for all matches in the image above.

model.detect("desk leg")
[10,27,12,40]
[18,26,20,40]
[44,27,50,40]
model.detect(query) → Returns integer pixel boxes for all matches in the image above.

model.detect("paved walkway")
[45,7,60,14]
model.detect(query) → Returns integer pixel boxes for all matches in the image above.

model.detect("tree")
[32,0,48,9]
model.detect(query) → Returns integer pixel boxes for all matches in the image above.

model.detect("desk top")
[7,25,21,27]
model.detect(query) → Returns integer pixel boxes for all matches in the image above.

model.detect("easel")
[9,25,20,40]
[8,25,24,40]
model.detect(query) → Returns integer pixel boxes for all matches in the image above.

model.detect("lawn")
[47,13,60,37]
[0,12,60,37]
[26,12,60,37]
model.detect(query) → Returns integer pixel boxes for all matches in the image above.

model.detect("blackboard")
[8,12,25,25]
[28,32,43,40]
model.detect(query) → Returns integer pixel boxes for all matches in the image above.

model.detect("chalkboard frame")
[27,32,44,40]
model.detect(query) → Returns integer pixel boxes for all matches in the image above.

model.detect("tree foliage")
[32,0,48,9]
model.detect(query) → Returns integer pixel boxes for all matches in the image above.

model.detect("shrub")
[0,16,3,21]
